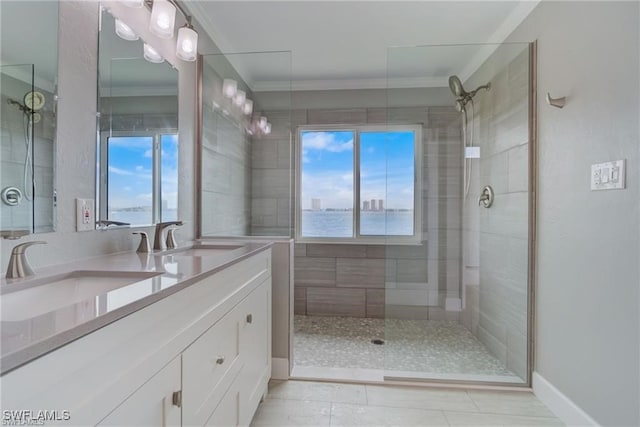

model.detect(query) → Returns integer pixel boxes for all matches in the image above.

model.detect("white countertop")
[0,240,272,375]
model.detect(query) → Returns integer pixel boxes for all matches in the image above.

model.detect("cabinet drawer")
[182,310,241,427]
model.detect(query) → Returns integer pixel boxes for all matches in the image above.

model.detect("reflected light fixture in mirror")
[122,0,144,7]
[115,18,139,41]
[243,99,253,115]
[144,43,164,63]
[223,78,237,98]
[233,89,246,107]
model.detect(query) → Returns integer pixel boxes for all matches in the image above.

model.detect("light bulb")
[115,18,139,41]
[149,0,176,39]
[233,90,246,107]
[143,43,164,63]
[176,25,198,62]
[258,116,268,131]
[222,79,237,98]
[264,122,272,135]
[243,99,253,115]
[122,0,143,7]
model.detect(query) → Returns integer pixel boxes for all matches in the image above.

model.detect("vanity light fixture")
[264,122,272,135]
[143,43,164,63]
[176,20,198,62]
[115,18,140,41]
[223,79,237,98]
[149,0,176,39]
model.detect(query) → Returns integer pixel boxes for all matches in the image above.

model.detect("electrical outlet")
[591,160,626,191]
[76,198,94,231]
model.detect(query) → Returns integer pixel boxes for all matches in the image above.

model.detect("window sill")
[295,235,426,246]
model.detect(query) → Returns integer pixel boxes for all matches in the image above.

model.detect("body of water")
[301,210,413,237]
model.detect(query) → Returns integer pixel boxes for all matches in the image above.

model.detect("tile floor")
[294,316,522,383]
[250,380,564,426]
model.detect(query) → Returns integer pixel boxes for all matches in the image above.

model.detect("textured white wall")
[1,1,196,272]
[506,2,639,425]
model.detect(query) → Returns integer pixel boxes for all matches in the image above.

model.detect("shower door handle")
[478,186,494,208]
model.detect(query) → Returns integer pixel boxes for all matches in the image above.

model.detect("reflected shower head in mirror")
[449,75,466,97]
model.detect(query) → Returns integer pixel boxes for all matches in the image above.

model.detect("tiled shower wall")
[461,46,530,380]
[200,62,252,236]
[250,106,464,318]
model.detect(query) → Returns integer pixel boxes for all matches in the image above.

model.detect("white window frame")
[295,124,423,245]
[97,130,177,226]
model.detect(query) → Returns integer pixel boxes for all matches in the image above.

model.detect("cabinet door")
[98,357,181,426]
[238,280,271,425]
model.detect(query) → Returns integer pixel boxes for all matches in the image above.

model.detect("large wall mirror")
[0,1,58,236]
[97,8,179,228]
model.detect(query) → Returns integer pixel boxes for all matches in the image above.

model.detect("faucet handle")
[132,232,151,253]
[166,228,178,249]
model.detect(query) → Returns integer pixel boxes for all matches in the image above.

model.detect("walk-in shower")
[449,75,491,197]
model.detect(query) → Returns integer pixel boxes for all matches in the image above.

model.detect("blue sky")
[301,130,415,210]
[107,134,178,211]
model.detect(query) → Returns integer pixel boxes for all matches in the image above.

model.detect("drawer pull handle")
[246,314,253,324]
[172,390,182,408]
[216,357,225,365]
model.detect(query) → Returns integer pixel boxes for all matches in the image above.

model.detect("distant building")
[363,200,370,211]
[311,198,321,211]
[378,199,384,211]
[370,199,377,211]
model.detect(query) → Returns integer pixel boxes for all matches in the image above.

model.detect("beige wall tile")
[294,257,336,287]
[336,258,385,288]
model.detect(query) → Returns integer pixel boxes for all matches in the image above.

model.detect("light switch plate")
[76,198,94,231]
[465,146,481,159]
[591,160,626,191]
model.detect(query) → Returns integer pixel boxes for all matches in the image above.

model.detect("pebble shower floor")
[293,315,522,383]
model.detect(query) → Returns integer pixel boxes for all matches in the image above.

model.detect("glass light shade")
[233,90,246,107]
[115,19,139,41]
[122,0,144,7]
[264,122,272,135]
[242,99,253,115]
[222,79,237,98]
[149,0,176,39]
[143,43,164,63]
[258,116,268,131]
[176,25,198,62]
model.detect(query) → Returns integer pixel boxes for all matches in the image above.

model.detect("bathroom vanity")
[0,242,272,426]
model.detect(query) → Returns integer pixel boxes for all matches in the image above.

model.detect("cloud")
[108,166,134,176]
[302,132,353,153]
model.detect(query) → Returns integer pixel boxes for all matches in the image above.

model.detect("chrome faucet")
[153,221,183,251]
[5,241,47,279]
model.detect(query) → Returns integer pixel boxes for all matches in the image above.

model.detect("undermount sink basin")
[164,244,244,258]
[1,270,162,322]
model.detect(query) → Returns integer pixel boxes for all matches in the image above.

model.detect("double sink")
[1,243,244,323]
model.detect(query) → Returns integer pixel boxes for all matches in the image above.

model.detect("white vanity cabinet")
[1,248,272,427]
[182,278,271,427]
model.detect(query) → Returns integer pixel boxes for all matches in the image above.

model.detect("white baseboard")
[532,372,599,427]
[271,357,289,380]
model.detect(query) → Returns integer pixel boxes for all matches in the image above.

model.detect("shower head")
[448,75,466,97]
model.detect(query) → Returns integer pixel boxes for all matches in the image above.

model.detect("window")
[296,125,422,244]
[98,132,178,226]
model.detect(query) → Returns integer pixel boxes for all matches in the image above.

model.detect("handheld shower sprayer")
[448,75,491,199]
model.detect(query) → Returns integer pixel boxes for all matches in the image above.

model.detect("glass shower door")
[384,42,534,385]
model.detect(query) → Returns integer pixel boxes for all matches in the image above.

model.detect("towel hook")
[546,92,566,109]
